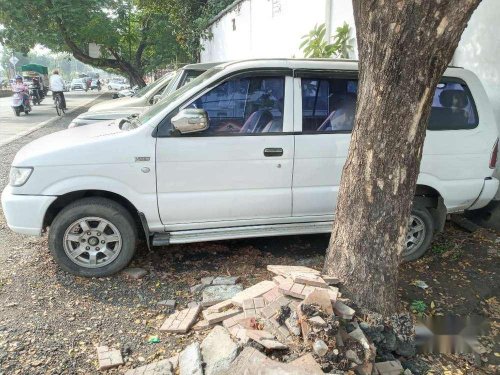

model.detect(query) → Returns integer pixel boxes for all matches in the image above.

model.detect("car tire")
[402,204,434,262]
[48,197,138,277]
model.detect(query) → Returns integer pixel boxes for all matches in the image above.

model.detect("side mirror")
[171,108,208,134]
[152,94,161,104]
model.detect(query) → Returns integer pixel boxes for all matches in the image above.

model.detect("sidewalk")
[0,91,104,147]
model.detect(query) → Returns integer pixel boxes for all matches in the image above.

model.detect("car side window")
[187,76,285,134]
[428,81,478,130]
[301,77,478,133]
[301,78,358,133]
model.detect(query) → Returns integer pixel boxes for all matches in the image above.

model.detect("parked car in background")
[70,78,87,91]
[108,79,129,91]
[68,62,221,128]
[4,59,498,277]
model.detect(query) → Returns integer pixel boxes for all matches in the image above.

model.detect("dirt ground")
[0,102,498,374]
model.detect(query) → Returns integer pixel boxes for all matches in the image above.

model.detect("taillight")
[490,138,498,169]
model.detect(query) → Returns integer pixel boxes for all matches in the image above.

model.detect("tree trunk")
[323,0,481,316]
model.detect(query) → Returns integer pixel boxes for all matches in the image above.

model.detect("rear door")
[292,71,358,218]
[156,70,295,229]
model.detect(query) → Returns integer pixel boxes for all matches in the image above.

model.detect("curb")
[0,94,106,148]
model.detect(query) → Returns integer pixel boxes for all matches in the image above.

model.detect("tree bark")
[323,0,481,316]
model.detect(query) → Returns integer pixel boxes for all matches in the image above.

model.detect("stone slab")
[179,342,203,375]
[222,347,309,375]
[203,307,242,324]
[97,345,124,371]
[124,359,172,375]
[206,299,234,313]
[245,329,288,349]
[201,326,238,375]
[231,280,276,306]
[303,289,334,314]
[333,300,355,319]
[203,284,244,307]
[267,265,320,278]
[192,319,215,331]
[160,305,201,333]
[290,273,328,288]
[290,353,323,374]
[222,312,246,330]
[321,275,340,285]
[212,276,240,285]
[280,280,338,301]
[374,361,404,375]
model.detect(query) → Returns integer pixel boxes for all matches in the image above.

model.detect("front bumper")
[468,177,500,210]
[1,186,57,236]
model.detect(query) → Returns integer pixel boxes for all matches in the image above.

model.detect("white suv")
[2,59,498,277]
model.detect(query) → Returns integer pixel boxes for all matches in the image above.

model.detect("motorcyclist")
[11,75,30,106]
[50,69,67,110]
[31,77,42,102]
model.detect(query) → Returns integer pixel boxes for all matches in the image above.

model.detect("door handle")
[264,148,283,157]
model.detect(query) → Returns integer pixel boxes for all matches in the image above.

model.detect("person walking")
[49,70,67,110]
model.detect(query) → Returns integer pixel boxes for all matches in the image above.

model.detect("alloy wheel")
[63,217,122,268]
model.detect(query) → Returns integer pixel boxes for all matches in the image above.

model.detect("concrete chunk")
[201,326,238,375]
[246,329,288,349]
[179,342,203,375]
[124,359,172,375]
[206,299,234,313]
[291,273,328,288]
[374,361,404,375]
[290,354,323,374]
[303,289,334,314]
[203,284,244,307]
[212,276,240,285]
[333,300,355,319]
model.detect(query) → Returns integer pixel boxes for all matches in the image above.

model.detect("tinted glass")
[301,77,478,132]
[301,78,357,133]
[428,82,478,130]
[188,76,285,134]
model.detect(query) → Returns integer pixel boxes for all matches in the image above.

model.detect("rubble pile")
[102,265,417,374]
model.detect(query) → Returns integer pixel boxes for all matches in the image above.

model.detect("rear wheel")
[14,107,20,116]
[402,205,434,261]
[48,197,138,277]
[55,97,61,116]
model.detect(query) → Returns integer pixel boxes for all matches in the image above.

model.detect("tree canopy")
[0,0,188,85]
[0,0,234,85]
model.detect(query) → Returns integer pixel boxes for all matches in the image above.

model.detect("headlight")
[9,167,33,187]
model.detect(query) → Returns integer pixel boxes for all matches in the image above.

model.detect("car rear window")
[301,77,478,133]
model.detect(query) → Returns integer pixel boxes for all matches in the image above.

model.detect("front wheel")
[14,107,20,116]
[402,205,434,261]
[48,197,138,277]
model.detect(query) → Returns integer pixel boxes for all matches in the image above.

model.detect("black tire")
[14,107,20,116]
[48,197,138,277]
[24,110,29,115]
[55,98,61,116]
[402,204,434,262]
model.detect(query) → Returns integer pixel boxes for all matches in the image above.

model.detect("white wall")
[201,0,334,62]
[453,0,500,126]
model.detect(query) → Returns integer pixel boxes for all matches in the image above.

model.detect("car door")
[292,72,358,218]
[156,71,295,229]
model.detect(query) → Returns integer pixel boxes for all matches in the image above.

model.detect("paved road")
[0,90,103,146]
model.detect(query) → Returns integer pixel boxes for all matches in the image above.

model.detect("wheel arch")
[43,190,146,239]
[414,184,447,232]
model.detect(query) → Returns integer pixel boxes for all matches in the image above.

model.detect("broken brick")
[231,280,276,306]
[202,307,242,324]
[97,346,124,371]
[160,305,201,333]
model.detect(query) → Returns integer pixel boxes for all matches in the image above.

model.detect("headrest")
[439,89,469,109]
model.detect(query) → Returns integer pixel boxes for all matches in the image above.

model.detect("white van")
[2,59,498,277]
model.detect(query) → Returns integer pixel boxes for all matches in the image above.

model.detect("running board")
[151,221,332,246]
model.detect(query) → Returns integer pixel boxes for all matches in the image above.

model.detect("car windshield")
[125,67,222,128]
[133,72,174,98]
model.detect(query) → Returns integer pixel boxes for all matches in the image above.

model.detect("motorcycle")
[11,90,31,116]
[29,85,42,105]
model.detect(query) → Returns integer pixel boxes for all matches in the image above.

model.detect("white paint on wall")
[201,0,343,62]
[454,0,500,126]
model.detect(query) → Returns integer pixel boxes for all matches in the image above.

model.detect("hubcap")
[63,217,122,268]
[403,214,426,257]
